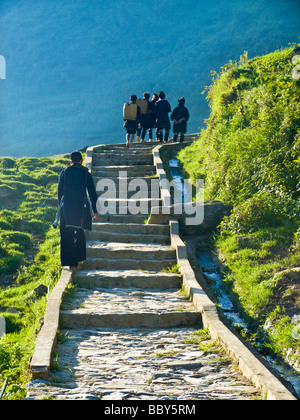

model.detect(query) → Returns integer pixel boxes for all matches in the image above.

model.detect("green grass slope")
[0,155,69,399]
[178,45,300,373]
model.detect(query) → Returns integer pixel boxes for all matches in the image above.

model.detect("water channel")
[168,158,300,398]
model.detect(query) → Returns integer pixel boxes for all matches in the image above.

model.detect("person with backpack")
[123,95,141,148]
[155,91,172,143]
[171,97,190,142]
[57,151,99,272]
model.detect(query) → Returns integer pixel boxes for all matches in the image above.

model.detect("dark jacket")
[58,163,98,230]
[171,105,190,133]
[155,99,171,130]
[147,98,158,128]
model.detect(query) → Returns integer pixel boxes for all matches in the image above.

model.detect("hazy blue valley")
[0,0,300,157]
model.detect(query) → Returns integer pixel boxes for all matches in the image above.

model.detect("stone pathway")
[26,143,260,400]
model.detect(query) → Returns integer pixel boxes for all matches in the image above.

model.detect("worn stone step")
[92,155,153,166]
[93,143,158,153]
[61,287,193,314]
[73,270,181,289]
[86,222,170,244]
[94,143,157,152]
[86,242,176,260]
[26,328,260,400]
[95,177,160,199]
[95,198,160,215]
[86,231,170,244]
[93,150,153,157]
[60,311,201,329]
[97,214,148,224]
[60,287,199,331]
[96,188,160,200]
[81,257,176,271]
[91,222,170,235]
[94,175,158,183]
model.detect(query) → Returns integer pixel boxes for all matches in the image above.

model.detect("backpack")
[136,98,148,115]
[123,103,138,121]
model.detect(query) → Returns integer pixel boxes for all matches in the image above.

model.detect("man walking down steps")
[57,151,99,272]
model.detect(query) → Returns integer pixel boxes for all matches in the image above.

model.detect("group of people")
[123,91,190,148]
[56,91,190,271]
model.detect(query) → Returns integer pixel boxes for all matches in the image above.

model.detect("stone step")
[73,269,181,289]
[94,175,159,183]
[94,177,160,199]
[92,165,156,176]
[27,328,260,400]
[86,242,176,260]
[60,286,200,329]
[61,287,193,315]
[92,155,153,166]
[86,230,170,244]
[81,257,176,271]
[97,214,148,224]
[96,189,160,200]
[93,149,154,156]
[91,222,170,235]
[60,311,201,329]
[95,198,161,215]
[86,222,170,244]
[93,142,158,152]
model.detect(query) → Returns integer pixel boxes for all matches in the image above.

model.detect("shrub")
[219,192,294,235]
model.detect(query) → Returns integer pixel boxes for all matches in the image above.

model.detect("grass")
[176,45,300,373]
[162,263,180,274]
[0,153,73,399]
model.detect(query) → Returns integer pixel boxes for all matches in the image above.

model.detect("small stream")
[169,158,300,398]
[168,158,192,203]
[198,250,300,398]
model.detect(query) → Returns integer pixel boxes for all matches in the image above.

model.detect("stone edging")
[30,268,73,379]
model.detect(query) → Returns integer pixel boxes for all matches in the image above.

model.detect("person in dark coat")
[148,93,159,141]
[124,94,141,148]
[171,97,190,142]
[155,91,171,143]
[57,151,99,271]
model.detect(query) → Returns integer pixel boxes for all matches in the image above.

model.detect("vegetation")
[0,155,70,399]
[178,45,300,372]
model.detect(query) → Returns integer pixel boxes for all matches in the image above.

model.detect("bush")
[219,192,294,235]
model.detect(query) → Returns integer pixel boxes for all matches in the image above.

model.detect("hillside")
[1,0,300,157]
[0,155,69,399]
[178,46,300,372]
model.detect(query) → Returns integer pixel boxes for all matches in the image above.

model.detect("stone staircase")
[26,142,260,400]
